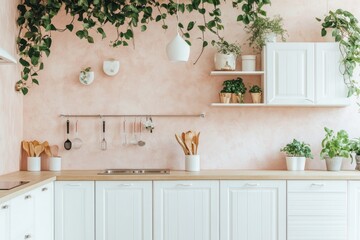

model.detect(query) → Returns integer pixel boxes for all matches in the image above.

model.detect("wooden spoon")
[50,145,59,157]
[22,141,30,157]
[34,144,44,157]
[184,132,194,155]
[175,134,189,155]
[32,140,40,146]
[29,142,35,157]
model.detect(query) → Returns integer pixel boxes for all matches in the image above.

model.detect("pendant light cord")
[176,0,180,33]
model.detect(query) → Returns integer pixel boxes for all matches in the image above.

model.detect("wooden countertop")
[1,170,360,203]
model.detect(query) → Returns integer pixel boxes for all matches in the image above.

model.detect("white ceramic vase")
[27,157,41,172]
[79,71,94,85]
[49,157,62,171]
[325,157,343,171]
[241,55,256,71]
[185,155,200,172]
[214,53,236,71]
[286,157,306,171]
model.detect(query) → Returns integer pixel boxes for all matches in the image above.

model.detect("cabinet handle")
[24,195,32,200]
[245,183,260,187]
[311,183,325,187]
[118,184,133,187]
[24,234,31,239]
[42,187,48,192]
[176,183,193,187]
[1,205,9,209]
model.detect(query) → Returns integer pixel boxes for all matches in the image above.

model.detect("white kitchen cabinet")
[287,181,347,240]
[10,191,35,240]
[154,180,219,240]
[315,43,349,105]
[348,181,360,240]
[34,182,54,240]
[0,201,11,240]
[96,181,152,240]
[266,43,315,105]
[220,180,286,240]
[55,181,95,240]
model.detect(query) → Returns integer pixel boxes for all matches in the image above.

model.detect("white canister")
[241,55,256,71]
[185,155,200,172]
[214,53,236,71]
[286,157,306,171]
[27,157,41,172]
[49,157,62,171]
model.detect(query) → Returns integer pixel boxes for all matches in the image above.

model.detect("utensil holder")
[27,157,41,172]
[185,155,200,172]
[49,157,62,171]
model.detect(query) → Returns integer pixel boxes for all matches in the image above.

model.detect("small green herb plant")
[245,15,287,52]
[317,9,360,100]
[350,138,360,156]
[280,139,313,158]
[212,39,242,56]
[249,85,262,93]
[80,67,92,83]
[320,127,351,159]
[221,78,246,94]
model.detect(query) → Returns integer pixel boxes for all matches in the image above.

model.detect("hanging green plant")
[16,0,271,95]
[317,9,360,102]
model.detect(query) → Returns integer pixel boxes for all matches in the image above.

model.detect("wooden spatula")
[22,141,30,157]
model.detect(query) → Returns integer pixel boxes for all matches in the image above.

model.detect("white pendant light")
[166,0,190,62]
[0,47,17,64]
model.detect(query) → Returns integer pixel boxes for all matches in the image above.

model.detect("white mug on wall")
[103,59,120,76]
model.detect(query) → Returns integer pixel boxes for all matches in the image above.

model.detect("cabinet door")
[10,192,35,240]
[266,43,315,104]
[0,201,11,240]
[96,181,152,240]
[315,43,349,105]
[34,182,54,240]
[154,180,219,240]
[348,181,360,240]
[55,181,94,240]
[288,181,347,240]
[220,181,286,240]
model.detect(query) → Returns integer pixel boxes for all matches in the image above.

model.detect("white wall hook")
[103,59,120,76]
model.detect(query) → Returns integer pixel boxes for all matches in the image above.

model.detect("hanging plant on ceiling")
[16,0,271,95]
[317,9,360,103]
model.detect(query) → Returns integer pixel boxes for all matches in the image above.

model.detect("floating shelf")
[211,103,349,108]
[210,71,264,76]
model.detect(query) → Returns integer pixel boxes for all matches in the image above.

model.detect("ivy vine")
[16,0,271,95]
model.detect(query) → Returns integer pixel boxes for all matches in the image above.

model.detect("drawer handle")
[118,184,133,187]
[177,183,193,187]
[42,187,48,192]
[311,183,325,187]
[1,205,9,209]
[24,234,31,239]
[245,183,260,187]
[66,184,81,187]
[24,195,32,200]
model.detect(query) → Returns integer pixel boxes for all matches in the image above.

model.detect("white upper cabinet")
[0,201,11,240]
[315,43,349,105]
[34,182,54,240]
[220,180,286,240]
[96,181,152,240]
[55,181,95,240]
[266,43,315,105]
[154,180,219,240]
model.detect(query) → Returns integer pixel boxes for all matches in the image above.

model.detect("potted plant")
[317,9,360,98]
[79,67,94,85]
[249,85,262,103]
[350,138,360,170]
[231,78,247,103]
[212,39,242,71]
[219,80,233,103]
[280,139,313,171]
[320,127,351,171]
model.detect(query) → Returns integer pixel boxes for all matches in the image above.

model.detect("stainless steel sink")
[98,169,170,175]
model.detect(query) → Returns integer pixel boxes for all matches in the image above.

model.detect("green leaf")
[141,25,147,32]
[66,24,74,31]
[21,87,28,95]
[19,58,30,67]
[32,79,39,85]
[321,28,327,37]
[97,27,106,39]
[87,36,94,43]
[187,21,195,31]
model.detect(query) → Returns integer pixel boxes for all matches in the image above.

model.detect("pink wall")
[23,0,360,171]
[0,0,23,175]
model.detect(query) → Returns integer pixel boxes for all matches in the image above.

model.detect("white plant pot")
[27,157,41,172]
[214,53,236,71]
[185,155,200,172]
[49,157,62,171]
[265,32,277,43]
[103,60,120,76]
[286,157,306,171]
[79,71,94,85]
[241,55,256,71]
[325,157,343,171]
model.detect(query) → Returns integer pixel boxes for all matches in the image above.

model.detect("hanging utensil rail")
[59,113,206,118]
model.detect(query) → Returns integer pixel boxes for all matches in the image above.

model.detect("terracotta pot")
[231,93,244,103]
[251,92,262,103]
[219,93,231,103]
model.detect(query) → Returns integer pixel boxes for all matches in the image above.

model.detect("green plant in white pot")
[350,138,360,170]
[280,139,313,171]
[212,39,241,71]
[79,67,94,85]
[249,85,262,103]
[320,127,351,171]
